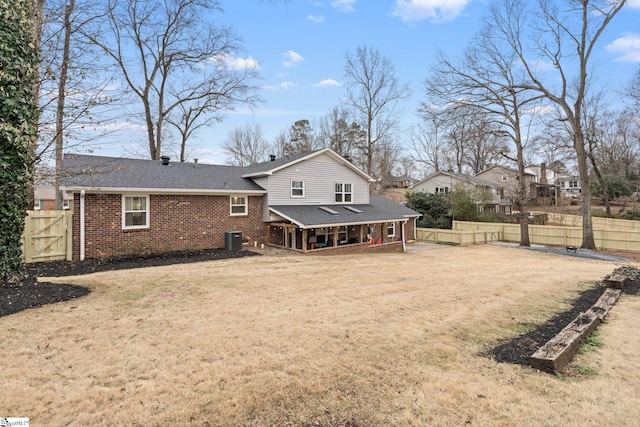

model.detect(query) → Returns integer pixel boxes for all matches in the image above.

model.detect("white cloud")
[628,0,640,8]
[311,78,341,87]
[606,32,640,62]
[282,50,304,67]
[211,54,260,70]
[263,81,298,91]
[391,0,470,23]
[332,0,356,13]
[308,14,325,23]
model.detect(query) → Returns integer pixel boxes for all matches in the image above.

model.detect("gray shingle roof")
[61,154,266,193]
[269,195,421,228]
[240,151,312,176]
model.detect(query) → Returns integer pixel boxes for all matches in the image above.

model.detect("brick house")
[62,148,420,260]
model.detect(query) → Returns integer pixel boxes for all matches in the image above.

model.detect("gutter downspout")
[80,190,85,260]
[401,220,407,252]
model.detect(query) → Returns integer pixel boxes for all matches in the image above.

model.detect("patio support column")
[333,227,338,247]
[302,228,308,253]
[284,226,289,248]
[360,225,364,243]
[265,225,271,245]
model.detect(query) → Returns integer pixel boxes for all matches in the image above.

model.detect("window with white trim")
[34,200,44,210]
[387,222,396,238]
[335,182,352,203]
[230,196,247,216]
[502,175,508,181]
[569,180,579,188]
[123,195,149,229]
[63,199,72,210]
[291,180,305,197]
[435,186,449,194]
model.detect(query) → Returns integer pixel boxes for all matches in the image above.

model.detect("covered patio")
[264,196,420,254]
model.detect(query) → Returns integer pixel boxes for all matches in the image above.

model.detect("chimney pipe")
[269,154,276,162]
[161,156,170,166]
[540,162,547,184]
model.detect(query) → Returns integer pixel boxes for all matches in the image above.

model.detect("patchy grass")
[2,244,640,426]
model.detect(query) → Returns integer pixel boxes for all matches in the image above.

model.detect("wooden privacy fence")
[416,228,501,246]
[22,210,73,263]
[452,220,640,253]
[544,212,640,231]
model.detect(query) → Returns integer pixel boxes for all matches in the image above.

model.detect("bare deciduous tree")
[343,45,411,176]
[38,0,117,208]
[86,0,260,160]
[314,106,364,158]
[223,122,269,166]
[410,108,448,174]
[490,0,626,249]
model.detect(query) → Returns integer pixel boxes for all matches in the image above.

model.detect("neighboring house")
[522,163,559,205]
[34,185,73,210]
[475,165,536,202]
[61,148,421,260]
[388,175,416,189]
[555,175,582,197]
[411,170,512,214]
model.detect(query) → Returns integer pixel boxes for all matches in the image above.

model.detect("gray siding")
[264,153,370,206]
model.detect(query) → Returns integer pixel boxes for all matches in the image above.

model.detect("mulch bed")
[1,248,260,318]
[486,267,640,367]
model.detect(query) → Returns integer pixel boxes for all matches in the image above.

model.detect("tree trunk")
[516,141,530,246]
[55,0,75,210]
[574,130,596,249]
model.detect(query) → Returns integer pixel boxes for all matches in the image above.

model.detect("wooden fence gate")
[22,210,73,263]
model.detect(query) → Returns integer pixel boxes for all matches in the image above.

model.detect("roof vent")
[270,154,276,162]
[161,156,170,166]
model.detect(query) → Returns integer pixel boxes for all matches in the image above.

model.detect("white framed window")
[435,186,449,194]
[122,195,149,229]
[230,196,247,216]
[291,180,305,197]
[501,175,508,181]
[63,199,72,210]
[569,180,579,188]
[387,222,396,238]
[335,182,353,203]
[34,200,44,210]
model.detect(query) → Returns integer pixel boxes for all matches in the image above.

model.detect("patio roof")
[269,195,421,229]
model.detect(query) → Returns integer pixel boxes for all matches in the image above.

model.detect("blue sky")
[97,0,640,164]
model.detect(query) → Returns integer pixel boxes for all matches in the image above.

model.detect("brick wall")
[305,241,404,255]
[72,193,265,260]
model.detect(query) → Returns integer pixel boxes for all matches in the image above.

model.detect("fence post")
[23,212,33,264]
[65,211,73,261]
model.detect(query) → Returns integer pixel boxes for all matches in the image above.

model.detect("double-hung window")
[123,195,149,229]
[230,196,247,216]
[334,183,352,203]
[291,180,305,197]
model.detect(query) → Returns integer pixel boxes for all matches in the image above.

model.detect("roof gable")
[413,170,498,189]
[241,148,375,182]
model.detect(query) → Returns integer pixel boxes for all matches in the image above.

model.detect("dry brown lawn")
[3,244,640,426]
